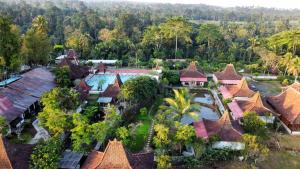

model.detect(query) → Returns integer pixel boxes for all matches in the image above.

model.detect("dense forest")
[0,0,300,76]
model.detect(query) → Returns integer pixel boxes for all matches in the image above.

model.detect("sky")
[124,0,300,9]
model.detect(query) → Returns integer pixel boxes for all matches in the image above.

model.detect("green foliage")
[282,79,290,86]
[0,116,9,135]
[201,148,237,163]
[120,76,158,105]
[0,15,21,71]
[65,30,91,58]
[153,124,170,148]
[242,134,269,162]
[243,112,266,136]
[30,137,63,169]
[116,127,130,145]
[174,122,195,153]
[54,66,72,87]
[161,70,180,85]
[160,88,200,121]
[156,154,172,169]
[139,107,148,116]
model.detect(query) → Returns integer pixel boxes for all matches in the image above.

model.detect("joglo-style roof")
[229,92,273,119]
[180,62,207,82]
[81,139,154,169]
[219,78,255,99]
[193,111,243,141]
[268,87,300,130]
[0,136,12,169]
[59,58,89,80]
[214,64,242,81]
[99,74,122,99]
[282,81,300,93]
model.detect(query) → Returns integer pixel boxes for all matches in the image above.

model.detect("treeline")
[0,0,299,74]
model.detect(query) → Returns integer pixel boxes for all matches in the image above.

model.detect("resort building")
[82,139,154,169]
[219,78,255,99]
[228,92,274,123]
[0,136,33,169]
[97,63,107,73]
[268,87,300,134]
[75,80,92,101]
[59,58,89,80]
[213,64,242,85]
[98,74,122,105]
[193,111,244,150]
[179,62,207,87]
[282,81,300,92]
[0,68,55,133]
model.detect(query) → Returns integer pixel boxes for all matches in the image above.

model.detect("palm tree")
[247,38,257,62]
[288,57,300,82]
[279,52,294,76]
[32,15,48,34]
[160,88,200,121]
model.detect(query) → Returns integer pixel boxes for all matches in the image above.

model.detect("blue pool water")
[87,74,139,91]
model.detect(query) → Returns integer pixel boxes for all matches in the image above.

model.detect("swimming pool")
[86,74,143,91]
[181,106,220,125]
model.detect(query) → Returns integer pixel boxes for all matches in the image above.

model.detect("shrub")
[281,79,290,86]
[161,70,180,85]
[243,112,266,136]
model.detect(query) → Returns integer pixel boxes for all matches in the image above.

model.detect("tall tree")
[31,15,48,34]
[161,17,192,58]
[279,52,294,76]
[288,57,300,81]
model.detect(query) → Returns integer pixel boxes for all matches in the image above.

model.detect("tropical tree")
[156,154,172,169]
[116,127,130,145]
[243,112,266,136]
[0,116,9,135]
[31,15,48,34]
[54,66,72,87]
[247,37,258,62]
[288,57,300,81]
[279,52,295,76]
[30,136,63,169]
[174,122,195,153]
[142,25,163,50]
[160,17,192,58]
[242,134,269,162]
[160,88,200,121]
[153,124,170,149]
[65,29,92,58]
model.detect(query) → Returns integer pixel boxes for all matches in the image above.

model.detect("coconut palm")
[160,88,200,121]
[31,15,48,34]
[288,57,300,82]
[279,52,294,76]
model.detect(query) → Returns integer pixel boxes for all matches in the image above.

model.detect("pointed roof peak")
[218,111,232,129]
[0,137,13,169]
[97,139,132,169]
[114,74,123,87]
[187,61,197,71]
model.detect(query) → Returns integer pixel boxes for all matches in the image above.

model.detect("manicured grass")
[128,112,152,152]
[257,151,300,169]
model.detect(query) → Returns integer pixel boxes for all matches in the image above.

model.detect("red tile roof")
[99,74,122,99]
[82,139,154,169]
[268,87,300,131]
[214,64,242,81]
[75,80,92,100]
[219,78,255,99]
[282,81,300,93]
[230,92,273,119]
[180,62,207,82]
[194,111,243,141]
[59,58,89,79]
[0,137,12,169]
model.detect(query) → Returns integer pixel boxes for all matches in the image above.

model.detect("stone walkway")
[144,119,154,152]
[28,119,50,144]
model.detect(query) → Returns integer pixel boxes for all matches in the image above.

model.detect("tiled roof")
[230,92,273,119]
[194,111,243,141]
[75,80,92,100]
[59,58,89,79]
[82,139,154,169]
[99,74,122,99]
[180,62,207,81]
[0,137,12,169]
[282,81,300,93]
[214,64,242,81]
[219,78,255,99]
[268,87,300,128]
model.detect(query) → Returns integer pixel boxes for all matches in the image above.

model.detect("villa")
[0,68,55,133]
[268,87,300,134]
[82,139,154,169]
[213,64,242,85]
[219,78,255,99]
[193,111,244,150]
[98,74,123,105]
[179,62,207,87]
[228,92,275,123]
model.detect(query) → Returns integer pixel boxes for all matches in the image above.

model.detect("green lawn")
[257,151,300,169]
[128,112,152,152]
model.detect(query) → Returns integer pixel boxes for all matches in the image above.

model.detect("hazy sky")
[125,0,300,9]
